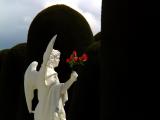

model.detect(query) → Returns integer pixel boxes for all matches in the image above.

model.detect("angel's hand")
[70,71,78,81]
[61,71,78,94]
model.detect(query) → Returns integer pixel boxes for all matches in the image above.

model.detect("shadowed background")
[1,0,153,119]
[0,4,100,120]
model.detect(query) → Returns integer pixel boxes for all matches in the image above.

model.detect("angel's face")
[48,50,60,68]
[52,54,60,67]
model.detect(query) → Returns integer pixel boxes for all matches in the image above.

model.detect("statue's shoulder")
[46,68,57,76]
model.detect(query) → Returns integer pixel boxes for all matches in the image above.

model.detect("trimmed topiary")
[27,4,94,82]
[94,32,101,41]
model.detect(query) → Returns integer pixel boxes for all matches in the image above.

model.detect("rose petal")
[66,58,70,63]
[73,50,77,56]
[74,57,78,62]
[81,53,88,61]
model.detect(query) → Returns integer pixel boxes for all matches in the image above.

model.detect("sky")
[0,0,102,50]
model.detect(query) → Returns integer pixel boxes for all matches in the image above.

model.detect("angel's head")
[46,49,60,68]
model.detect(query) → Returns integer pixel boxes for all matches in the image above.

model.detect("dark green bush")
[0,43,27,120]
[94,32,101,41]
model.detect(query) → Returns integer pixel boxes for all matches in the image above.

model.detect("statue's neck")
[46,67,56,73]
[46,64,55,69]
[45,67,58,86]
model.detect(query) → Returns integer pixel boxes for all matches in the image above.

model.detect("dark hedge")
[94,32,101,41]
[67,39,101,120]
[0,43,27,120]
[27,5,94,82]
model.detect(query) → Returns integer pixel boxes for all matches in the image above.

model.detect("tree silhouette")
[0,43,27,120]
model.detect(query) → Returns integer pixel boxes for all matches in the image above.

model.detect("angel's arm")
[61,71,78,95]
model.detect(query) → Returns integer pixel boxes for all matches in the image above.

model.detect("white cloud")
[83,12,100,35]
[0,0,101,50]
[0,0,42,49]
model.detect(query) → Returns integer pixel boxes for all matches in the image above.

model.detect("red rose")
[81,53,88,61]
[73,57,78,62]
[73,50,77,56]
[79,57,82,61]
[70,54,73,60]
[66,50,88,69]
[66,58,70,63]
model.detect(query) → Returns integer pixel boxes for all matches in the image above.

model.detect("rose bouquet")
[66,50,88,70]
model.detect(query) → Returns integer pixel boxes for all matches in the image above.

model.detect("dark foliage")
[0,49,10,72]
[67,39,100,120]
[101,0,129,119]
[100,0,158,119]
[0,49,10,99]
[94,32,101,41]
[0,43,27,120]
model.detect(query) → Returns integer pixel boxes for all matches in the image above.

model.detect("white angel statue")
[24,35,78,120]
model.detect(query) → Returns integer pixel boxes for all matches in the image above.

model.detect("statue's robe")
[24,62,68,120]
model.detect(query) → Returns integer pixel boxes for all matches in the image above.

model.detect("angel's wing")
[40,34,57,71]
[24,61,38,113]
